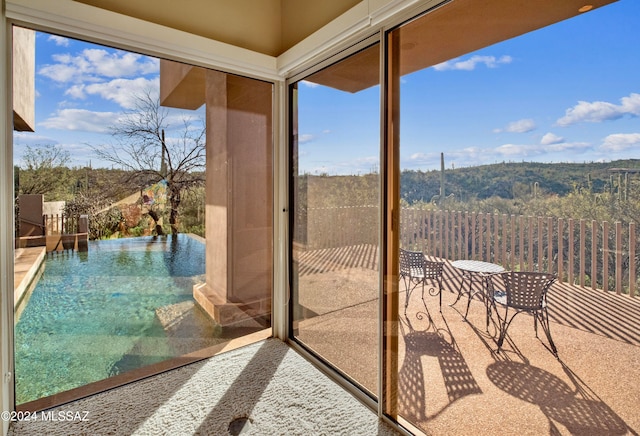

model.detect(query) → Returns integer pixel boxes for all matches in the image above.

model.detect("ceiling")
[74,0,618,93]
[74,0,361,57]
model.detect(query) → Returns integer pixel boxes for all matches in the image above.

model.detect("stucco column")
[192,70,273,326]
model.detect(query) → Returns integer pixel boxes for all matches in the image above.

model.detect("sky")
[297,0,640,175]
[13,33,201,168]
[13,0,640,174]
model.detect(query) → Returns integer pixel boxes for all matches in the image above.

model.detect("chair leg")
[495,307,511,352]
[538,309,558,356]
[496,318,507,350]
[403,278,410,317]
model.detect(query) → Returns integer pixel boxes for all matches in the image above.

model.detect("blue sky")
[13,0,640,174]
[13,33,200,168]
[297,0,640,174]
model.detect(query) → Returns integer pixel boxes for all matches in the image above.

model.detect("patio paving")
[295,247,640,435]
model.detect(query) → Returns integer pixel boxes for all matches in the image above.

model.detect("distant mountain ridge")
[401,158,640,204]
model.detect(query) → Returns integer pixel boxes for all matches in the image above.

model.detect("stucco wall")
[12,26,35,132]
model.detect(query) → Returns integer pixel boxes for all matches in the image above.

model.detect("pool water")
[14,235,209,404]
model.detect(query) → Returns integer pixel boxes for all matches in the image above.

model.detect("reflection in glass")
[291,43,380,396]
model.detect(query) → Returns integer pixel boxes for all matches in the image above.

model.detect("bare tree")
[93,92,206,235]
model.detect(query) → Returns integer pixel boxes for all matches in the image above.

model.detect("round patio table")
[451,260,505,327]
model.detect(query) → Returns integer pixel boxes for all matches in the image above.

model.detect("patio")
[295,245,640,435]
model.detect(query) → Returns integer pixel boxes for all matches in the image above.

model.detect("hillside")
[401,159,640,204]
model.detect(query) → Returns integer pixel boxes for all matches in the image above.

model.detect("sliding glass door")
[290,42,381,396]
[290,1,631,434]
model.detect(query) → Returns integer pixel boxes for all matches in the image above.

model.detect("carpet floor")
[9,339,398,435]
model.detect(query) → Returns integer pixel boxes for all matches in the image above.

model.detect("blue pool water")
[14,235,206,404]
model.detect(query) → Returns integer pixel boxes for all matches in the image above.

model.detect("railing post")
[558,218,564,283]
[568,218,574,285]
[494,213,500,265]
[579,219,586,288]
[616,221,622,295]
[457,211,462,261]
[528,216,534,271]
[603,221,609,292]
[444,210,450,260]
[547,216,553,275]
[438,210,443,258]
[427,210,432,255]
[465,211,470,260]
[537,216,543,272]
[519,215,524,271]
[488,212,493,263]
[478,213,484,262]
[630,222,636,298]
[510,215,516,270]
[502,214,508,267]
[592,220,598,290]
[471,212,477,260]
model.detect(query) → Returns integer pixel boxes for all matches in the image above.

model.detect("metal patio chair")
[399,248,444,315]
[492,271,558,356]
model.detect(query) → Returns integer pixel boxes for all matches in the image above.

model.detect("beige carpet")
[9,339,398,435]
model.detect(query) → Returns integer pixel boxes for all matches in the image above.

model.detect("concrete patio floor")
[295,253,640,435]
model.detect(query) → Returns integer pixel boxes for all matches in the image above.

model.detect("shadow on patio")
[294,245,640,435]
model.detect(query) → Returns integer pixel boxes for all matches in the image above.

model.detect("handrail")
[19,217,45,228]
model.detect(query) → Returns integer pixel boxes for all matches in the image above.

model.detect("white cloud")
[65,85,86,99]
[544,142,591,153]
[409,151,438,163]
[495,143,534,156]
[433,55,512,71]
[495,141,591,158]
[12,131,58,146]
[404,140,598,169]
[300,80,320,88]
[494,118,536,134]
[39,48,159,83]
[66,77,160,109]
[600,133,640,152]
[407,147,484,169]
[540,132,565,145]
[39,109,121,133]
[298,134,314,144]
[47,35,69,47]
[556,93,640,126]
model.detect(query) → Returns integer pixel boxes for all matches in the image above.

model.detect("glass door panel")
[387,0,630,433]
[12,28,272,408]
[290,43,380,396]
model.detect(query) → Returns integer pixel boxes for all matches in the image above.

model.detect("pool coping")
[13,246,46,316]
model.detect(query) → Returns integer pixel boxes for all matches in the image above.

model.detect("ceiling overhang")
[73,0,361,57]
[306,0,617,92]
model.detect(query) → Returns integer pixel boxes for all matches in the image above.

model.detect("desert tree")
[93,91,206,235]
[17,144,72,199]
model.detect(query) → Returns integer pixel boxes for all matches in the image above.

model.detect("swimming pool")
[14,234,210,405]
